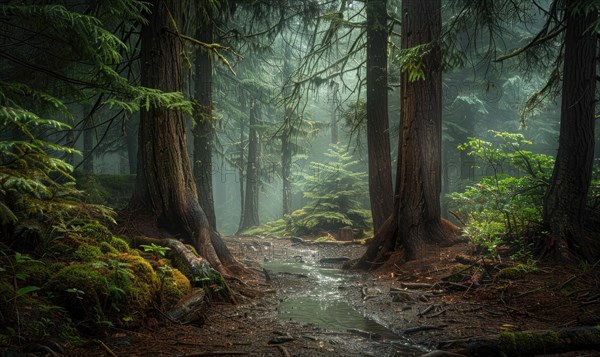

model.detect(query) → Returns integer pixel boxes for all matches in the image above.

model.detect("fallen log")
[444,326,600,356]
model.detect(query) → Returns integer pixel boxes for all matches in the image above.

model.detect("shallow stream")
[262,250,426,356]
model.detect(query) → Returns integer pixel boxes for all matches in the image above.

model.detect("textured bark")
[281,46,293,217]
[192,11,217,229]
[366,0,393,233]
[355,0,455,269]
[129,0,242,276]
[281,124,292,216]
[330,81,339,145]
[237,102,260,233]
[543,0,598,260]
[125,113,138,174]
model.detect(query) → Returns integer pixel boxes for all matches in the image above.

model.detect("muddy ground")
[67,236,600,356]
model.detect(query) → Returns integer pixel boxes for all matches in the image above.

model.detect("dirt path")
[68,236,600,356]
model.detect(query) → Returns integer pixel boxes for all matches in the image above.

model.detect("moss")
[496,263,535,280]
[99,241,118,254]
[500,330,561,355]
[161,268,191,307]
[44,264,108,318]
[73,244,103,261]
[79,221,112,243]
[110,236,131,252]
[107,253,159,314]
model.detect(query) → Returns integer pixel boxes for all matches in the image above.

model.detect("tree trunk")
[237,117,245,230]
[281,45,293,217]
[543,0,598,260]
[237,101,260,233]
[129,0,242,276]
[281,124,292,216]
[354,0,455,269]
[125,113,138,174]
[330,81,339,145]
[192,9,217,229]
[366,0,393,233]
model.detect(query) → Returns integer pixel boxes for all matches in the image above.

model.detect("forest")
[1,0,599,356]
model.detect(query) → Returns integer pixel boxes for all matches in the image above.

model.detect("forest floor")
[67,236,600,357]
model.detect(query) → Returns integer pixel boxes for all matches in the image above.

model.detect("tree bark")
[330,81,339,145]
[543,0,598,261]
[192,9,217,229]
[354,0,455,269]
[281,123,292,216]
[125,113,138,174]
[366,0,393,233]
[237,101,260,233]
[129,0,243,276]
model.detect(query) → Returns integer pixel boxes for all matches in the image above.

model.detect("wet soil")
[67,236,600,356]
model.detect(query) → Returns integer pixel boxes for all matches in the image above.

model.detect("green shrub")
[448,131,553,256]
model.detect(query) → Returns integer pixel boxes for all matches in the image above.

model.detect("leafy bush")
[448,131,554,255]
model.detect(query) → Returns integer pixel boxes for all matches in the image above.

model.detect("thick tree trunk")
[237,102,260,233]
[192,11,217,229]
[543,0,598,260]
[129,0,243,276]
[366,0,393,233]
[355,0,455,269]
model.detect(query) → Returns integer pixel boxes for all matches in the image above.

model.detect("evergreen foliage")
[244,144,371,237]
[0,0,197,346]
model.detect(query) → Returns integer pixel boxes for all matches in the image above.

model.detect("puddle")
[263,258,425,356]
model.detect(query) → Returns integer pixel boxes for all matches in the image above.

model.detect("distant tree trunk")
[281,46,293,217]
[125,113,138,174]
[129,0,242,275]
[82,111,94,173]
[237,101,260,233]
[281,123,292,216]
[543,0,598,260]
[366,0,393,233]
[330,81,339,145]
[192,9,217,229]
[355,0,456,269]
[237,117,245,230]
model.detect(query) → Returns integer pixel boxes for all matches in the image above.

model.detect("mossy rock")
[79,221,112,243]
[161,268,192,307]
[73,244,103,261]
[99,241,118,254]
[496,264,535,280]
[109,236,131,253]
[45,233,97,260]
[107,253,159,314]
[44,264,108,319]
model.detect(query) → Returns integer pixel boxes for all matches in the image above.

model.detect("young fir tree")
[290,144,371,236]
